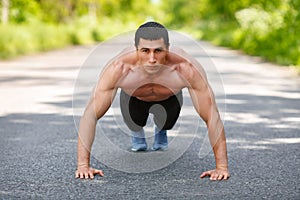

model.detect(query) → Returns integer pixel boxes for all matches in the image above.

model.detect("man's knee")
[154,117,177,130]
[124,119,145,132]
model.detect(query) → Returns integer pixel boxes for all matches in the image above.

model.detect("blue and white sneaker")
[151,126,168,151]
[131,129,148,152]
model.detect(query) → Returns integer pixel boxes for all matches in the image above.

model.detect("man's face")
[136,38,168,74]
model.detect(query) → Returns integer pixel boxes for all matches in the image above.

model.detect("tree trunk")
[1,0,9,24]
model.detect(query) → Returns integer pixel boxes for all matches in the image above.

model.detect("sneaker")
[151,128,168,151]
[131,129,147,152]
[131,137,147,151]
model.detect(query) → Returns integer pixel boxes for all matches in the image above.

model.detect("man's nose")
[149,52,156,63]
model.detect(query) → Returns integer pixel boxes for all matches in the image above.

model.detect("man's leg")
[120,90,150,151]
[151,124,168,151]
[131,128,148,151]
[151,91,183,151]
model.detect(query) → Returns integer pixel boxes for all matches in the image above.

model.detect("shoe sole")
[151,146,168,151]
[131,147,148,152]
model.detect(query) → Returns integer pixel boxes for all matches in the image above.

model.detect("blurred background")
[0,0,299,70]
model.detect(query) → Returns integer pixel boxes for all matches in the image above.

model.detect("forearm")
[77,137,91,168]
[207,117,228,168]
[77,111,97,168]
[212,128,228,168]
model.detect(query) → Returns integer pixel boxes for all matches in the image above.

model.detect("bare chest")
[118,69,185,101]
[131,83,176,101]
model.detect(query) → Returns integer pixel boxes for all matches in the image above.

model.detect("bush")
[0,24,36,58]
[0,23,70,59]
[0,16,140,59]
[163,0,299,70]
[189,3,300,70]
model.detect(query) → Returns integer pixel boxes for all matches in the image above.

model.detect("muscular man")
[75,22,230,181]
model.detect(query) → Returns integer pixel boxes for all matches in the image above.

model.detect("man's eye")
[141,49,149,53]
[155,49,162,53]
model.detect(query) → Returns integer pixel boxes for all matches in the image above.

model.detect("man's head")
[134,21,169,48]
[134,22,169,74]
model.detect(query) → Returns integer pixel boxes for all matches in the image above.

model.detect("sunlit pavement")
[0,38,299,199]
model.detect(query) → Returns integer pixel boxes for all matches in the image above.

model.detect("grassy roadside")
[183,15,300,72]
[1,17,299,73]
[0,18,137,60]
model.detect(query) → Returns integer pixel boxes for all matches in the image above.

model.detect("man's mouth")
[144,64,163,68]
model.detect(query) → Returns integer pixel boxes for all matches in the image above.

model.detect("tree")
[1,0,9,24]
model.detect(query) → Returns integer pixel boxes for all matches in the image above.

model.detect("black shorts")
[120,90,183,131]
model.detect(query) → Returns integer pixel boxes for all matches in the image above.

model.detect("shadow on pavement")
[0,87,299,199]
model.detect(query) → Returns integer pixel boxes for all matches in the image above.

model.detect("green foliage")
[159,0,201,28]
[0,22,69,58]
[0,0,299,70]
[232,2,300,67]
[0,16,141,59]
[0,0,158,59]
[6,0,42,23]
[159,0,299,69]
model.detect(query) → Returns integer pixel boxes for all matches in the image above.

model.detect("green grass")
[0,23,68,59]
[0,17,138,60]
[182,16,300,72]
[1,15,299,73]
[194,16,300,71]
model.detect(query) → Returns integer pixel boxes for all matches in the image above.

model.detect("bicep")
[82,51,130,120]
[179,61,216,122]
[188,85,214,124]
[90,65,120,119]
[91,87,117,119]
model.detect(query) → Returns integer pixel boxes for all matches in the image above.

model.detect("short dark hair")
[134,21,169,48]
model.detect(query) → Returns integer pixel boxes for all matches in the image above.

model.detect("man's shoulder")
[167,53,186,65]
[117,47,137,64]
[168,46,189,60]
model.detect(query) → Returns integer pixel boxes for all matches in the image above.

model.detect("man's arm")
[75,88,116,179]
[177,61,230,181]
[189,85,229,180]
[75,60,128,179]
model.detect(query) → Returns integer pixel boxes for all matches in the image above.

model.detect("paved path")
[0,35,299,199]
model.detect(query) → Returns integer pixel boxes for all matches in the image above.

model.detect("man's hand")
[200,167,230,181]
[75,166,104,180]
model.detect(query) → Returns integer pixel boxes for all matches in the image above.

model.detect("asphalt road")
[0,33,299,199]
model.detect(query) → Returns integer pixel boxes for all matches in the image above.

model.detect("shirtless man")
[75,22,230,181]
